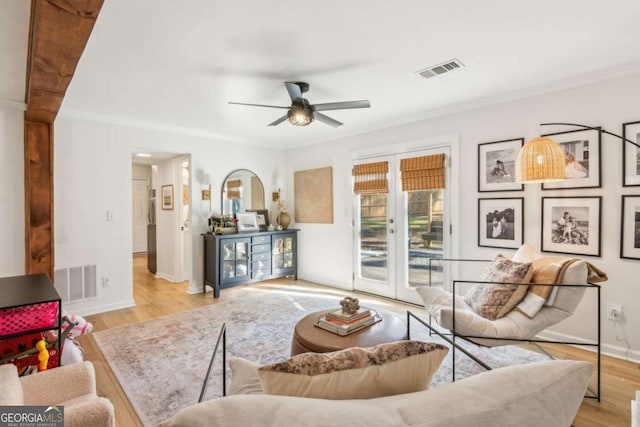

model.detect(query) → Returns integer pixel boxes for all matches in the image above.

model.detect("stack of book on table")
[316,308,381,336]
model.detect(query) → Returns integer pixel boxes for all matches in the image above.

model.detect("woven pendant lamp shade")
[516,137,566,183]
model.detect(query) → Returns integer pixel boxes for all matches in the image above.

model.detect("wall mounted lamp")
[516,122,640,184]
[202,173,212,212]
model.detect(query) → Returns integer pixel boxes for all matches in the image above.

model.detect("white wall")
[286,72,640,361]
[0,105,25,276]
[154,157,180,283]
[132,164,152,182]
[54,115,283,315]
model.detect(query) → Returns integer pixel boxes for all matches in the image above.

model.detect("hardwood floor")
[76,255,639,426]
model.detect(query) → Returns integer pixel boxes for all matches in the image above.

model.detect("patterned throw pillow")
[464,254,532,320]
[256,340,448,399]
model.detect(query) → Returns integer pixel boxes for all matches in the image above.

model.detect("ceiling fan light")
[287,104,314,126]
[516,137,567,183]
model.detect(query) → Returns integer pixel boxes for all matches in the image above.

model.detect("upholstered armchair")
[411,244,606,400]
[0,361,114,427]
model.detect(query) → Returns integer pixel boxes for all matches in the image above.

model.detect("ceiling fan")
[228,81,370,127]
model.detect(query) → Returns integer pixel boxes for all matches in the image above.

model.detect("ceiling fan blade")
[311,100,370,111]
[314,112,343,128]
[285,82,303,101]
[228,102,289,109]
[268,114,289,126]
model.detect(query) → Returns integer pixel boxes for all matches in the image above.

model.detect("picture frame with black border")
[620,195,640,260]
[477,138,524,192]
[622,120,640,187]
[541,128,601,190]
[236,212,259,232]
[541,196,601,257]
[478,197,524,249]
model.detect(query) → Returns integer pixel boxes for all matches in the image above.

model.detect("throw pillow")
[464,254,532,320]
[257,340,448,400]
[229,357,263,395]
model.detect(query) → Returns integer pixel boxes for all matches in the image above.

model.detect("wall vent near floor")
[54,265,97,302]
[416,58,465,79]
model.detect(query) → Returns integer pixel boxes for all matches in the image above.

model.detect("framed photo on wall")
[477,138,524,192]
[541,128,601,190]
[622,120,640,187]
[541,196,601,256]
[161,185,174,210]
[620,195,640,260]
[478,197,524,249]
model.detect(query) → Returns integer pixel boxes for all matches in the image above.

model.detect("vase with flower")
[277,199,291,230]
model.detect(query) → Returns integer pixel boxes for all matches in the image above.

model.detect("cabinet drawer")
[252,252,271,262]
[252,235,271,245]
[252,244,270,254]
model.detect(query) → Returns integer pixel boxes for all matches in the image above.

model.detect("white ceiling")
[3,1,640,149]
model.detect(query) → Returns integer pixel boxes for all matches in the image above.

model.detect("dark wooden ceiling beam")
[24,0,103,277]
[25,0,103,122]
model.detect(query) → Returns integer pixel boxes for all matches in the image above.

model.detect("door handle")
[389,229,395,234]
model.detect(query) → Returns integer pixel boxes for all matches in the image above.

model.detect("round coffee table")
[290,309,408,356]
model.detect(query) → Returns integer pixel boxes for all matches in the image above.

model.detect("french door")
[354,147,451,304]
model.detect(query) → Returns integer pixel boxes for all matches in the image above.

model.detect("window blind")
[353,161,389,194]
[400,154,446,191]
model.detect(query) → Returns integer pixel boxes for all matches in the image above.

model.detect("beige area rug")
[93,284,547,426]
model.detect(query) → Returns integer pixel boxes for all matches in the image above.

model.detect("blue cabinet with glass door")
[202,230,298,298]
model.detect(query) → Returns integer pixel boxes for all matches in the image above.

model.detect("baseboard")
[298,274,352,291]
[154,272,179,283]
[187,282,211,295]
[537,329,640,364]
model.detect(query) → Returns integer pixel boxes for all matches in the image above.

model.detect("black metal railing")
[198,323,227,403]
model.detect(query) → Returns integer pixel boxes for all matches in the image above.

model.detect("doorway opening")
[131,152,191,286]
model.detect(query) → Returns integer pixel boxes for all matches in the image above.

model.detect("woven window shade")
[353,161,389,194]
[226,179,242,199]
[400,154,446,191]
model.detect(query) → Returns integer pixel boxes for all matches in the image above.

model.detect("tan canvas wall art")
[294,166,333,224]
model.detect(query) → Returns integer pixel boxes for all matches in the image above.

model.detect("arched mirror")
[221,169,265,215]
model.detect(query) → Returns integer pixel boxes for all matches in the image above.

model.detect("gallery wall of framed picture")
[475,121,640,261]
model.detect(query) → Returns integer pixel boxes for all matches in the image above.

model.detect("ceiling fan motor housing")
[287,100,314,126]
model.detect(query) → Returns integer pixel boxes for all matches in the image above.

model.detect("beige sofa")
[161,360,592,427]
[0,361,114,427]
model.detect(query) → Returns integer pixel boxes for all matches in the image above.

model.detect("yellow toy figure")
[36,340,49,371]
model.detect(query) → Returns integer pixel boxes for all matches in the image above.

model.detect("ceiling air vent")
[417,59,465,79]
